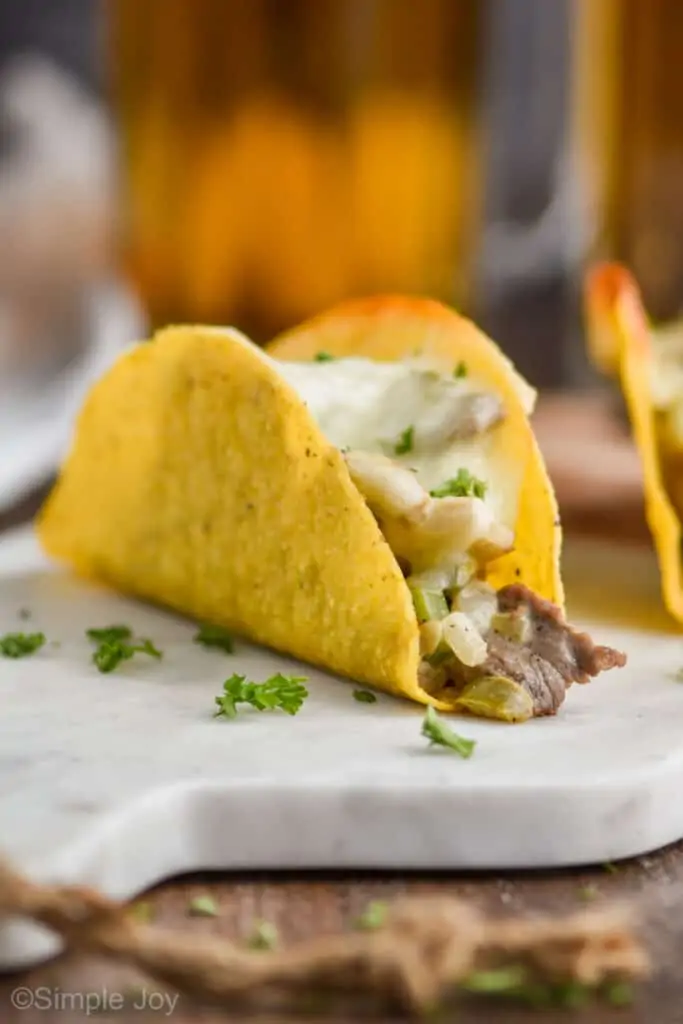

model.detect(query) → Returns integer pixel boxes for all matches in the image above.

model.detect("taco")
[38,297,625,722]
[585,263,683,622]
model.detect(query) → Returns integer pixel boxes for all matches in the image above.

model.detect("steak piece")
[483,584,627,716]
[482,633,567,716]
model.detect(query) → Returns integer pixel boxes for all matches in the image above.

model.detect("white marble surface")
[1,525,682,966]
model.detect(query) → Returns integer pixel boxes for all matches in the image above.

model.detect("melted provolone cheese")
[275,356,521,532]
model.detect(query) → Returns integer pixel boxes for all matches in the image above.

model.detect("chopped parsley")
[355,900,388,931]
[188,894,219,918]
[393,425,414,455]
[453,360,468,378]
[193,623,234,654]
[577,884,599,902]
[429,468,487,500]
[353,689,377,704]
[86,625,132,643]
[602,861,619,875]
[0,632,46,658]
[17,608,31,620]
[421,706,476,758]
[87,627,162,674]
[214,673,308,718]
[248,919,278,950]
[314,351,334,362]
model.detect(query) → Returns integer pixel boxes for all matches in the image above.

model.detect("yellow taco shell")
[584,263,683,622]
[38,299,562,711]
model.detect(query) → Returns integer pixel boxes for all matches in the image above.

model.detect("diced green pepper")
[409,585,449,623]
[454,674,533,723]
[424,642,452,667]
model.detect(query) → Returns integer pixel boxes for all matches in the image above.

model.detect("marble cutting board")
[1,524,682,967]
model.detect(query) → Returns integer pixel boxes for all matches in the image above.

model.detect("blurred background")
[0,0,676,524]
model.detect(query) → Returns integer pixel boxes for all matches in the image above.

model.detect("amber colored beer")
[109,0,482,339]
[574,0,683,321]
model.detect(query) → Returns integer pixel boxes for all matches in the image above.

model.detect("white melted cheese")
[274,356,520,531]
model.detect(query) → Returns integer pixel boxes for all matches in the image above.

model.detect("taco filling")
[278,356,626,720]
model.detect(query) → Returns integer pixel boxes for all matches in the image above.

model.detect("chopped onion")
[383,496,513,574]
[345,451,513,576]
[442,611,488,667]
[451,556,478,589]
[419,620,443,657]
[343,451,428,518]
[421,497,513,555]
[417,659,447,695]
[409,568,453,591]
[455,581,498,635]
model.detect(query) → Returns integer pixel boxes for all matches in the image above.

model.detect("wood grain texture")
[0,394,676,1022]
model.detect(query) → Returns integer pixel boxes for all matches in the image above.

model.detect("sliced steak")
[482,632,567,716]
[483,584,627,715]
[496,584,627,682]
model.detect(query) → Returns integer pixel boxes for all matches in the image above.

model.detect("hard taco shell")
[38,298,562,710]
[585,263,683,622]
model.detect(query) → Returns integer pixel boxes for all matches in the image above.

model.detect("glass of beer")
[573,0,683,322]
[109,0,483,341]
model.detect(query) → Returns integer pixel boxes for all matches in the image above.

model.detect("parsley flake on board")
[214,673,308,718]
[314,351,334,362]
[193,623,234,653]
[429,467,487,500]
[0,632,46,658]
[421,706,476,759]
[86,626,162,674]
[248,919,279,950]
[86,625,132,643]
[188,895,219,918]
[355,900,388,931]
[393,425,414,455]
[353,689,377,704]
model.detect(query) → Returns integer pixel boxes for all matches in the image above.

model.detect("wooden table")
[0,394,678,1023]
